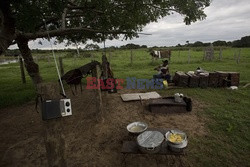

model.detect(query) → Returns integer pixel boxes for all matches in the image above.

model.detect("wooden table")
[121,129,186,166]
[148,98,188,114]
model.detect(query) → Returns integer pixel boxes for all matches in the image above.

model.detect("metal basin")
[127,122,148,134]
[165,129,187,145]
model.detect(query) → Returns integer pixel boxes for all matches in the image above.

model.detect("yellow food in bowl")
[168,133,183,143]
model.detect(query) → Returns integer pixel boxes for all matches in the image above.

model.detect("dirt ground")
[0,89,208,167]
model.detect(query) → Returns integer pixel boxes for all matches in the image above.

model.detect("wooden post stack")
[208,72,219,87]
[186,73,199,88]
[173,71,189,87]
[216,71,229,87]
[173,71,240,88]
[198,74,209,88]
[228,72,240,86]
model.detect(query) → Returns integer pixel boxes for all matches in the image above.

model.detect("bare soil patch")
[0,89,208,166]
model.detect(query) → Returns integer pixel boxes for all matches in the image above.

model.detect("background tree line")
[176,35,250,48]
[3,35,250,57]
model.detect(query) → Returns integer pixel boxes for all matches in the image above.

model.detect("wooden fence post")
[237,49,241,64]
[76,45,80,57]
[219,48,222,60]
[188,49,191,64]
[102,55,108,79]
[59,57,64,76]
[92,65,103,121]
[108,52,111,63]
[37,83,67,167]
[130,50,133,64]
[35,55,38,63]
[19,57,26,84]
[102,55,108,113]
[203,49,206,61]
[91,54,94,61]
[47,56,51,64]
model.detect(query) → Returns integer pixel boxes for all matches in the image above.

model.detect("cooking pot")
[137,131,164,154]
[165,129,188,153]
[174,93,184,103]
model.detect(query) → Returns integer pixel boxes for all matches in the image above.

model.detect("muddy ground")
[0,89,207,167]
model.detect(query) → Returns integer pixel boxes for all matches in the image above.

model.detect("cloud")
[8,0,250,49]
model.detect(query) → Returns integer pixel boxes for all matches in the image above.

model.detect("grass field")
[0,47,250,166]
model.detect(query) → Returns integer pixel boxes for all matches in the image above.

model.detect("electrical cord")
[42,18,66,97]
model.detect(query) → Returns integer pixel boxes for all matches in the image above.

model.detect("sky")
[9,0,250,50]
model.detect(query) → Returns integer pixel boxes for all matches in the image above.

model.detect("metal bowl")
[165,129,187,145]
[127,122,148,134]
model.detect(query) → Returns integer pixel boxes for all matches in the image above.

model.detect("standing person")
[153,60,171,82]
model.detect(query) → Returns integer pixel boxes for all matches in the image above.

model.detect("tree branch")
[18,27,151,40]
[67,5,104,14]
[144,3,178,13]
[61,8,67,29]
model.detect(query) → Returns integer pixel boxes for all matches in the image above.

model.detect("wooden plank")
[121,92,161,102]
[149,98,186,106]
[121,141,184,155]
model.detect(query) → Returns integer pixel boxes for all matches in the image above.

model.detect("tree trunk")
[0,1,16,55]
[37,83,67,167]
[16,37,42,85]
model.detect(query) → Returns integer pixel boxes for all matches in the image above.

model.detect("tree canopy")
[232,36,250,47]
[0,0,211,84]
[85,43,100,50]
[1,0,211,52]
